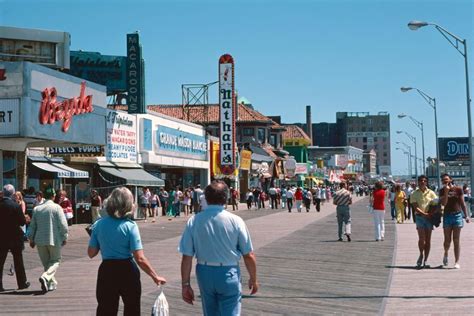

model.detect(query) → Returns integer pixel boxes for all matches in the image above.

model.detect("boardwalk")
[0,197,471,315]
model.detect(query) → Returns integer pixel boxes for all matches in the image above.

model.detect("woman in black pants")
[87,187,166,315]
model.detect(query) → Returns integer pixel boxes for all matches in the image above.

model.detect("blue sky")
[2,0,472,175]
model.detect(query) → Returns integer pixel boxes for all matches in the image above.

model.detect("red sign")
[39,81,93,132]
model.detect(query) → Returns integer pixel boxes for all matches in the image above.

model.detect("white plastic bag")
[367,205,374,214]
[151,286,169,316]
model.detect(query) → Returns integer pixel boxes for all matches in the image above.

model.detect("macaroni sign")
[219,54,236,175]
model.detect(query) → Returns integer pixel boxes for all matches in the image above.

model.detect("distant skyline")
[2,0,472,175]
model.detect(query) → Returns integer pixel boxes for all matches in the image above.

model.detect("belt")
[197,260,238,267]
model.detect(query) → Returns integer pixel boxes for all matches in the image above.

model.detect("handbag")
[367,205,374,214]
[151,286,169,316]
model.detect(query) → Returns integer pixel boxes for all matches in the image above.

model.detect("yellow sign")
[240,150,251,170]
[211,141,238,177]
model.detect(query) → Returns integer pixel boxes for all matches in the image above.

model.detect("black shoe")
[39,277,48,293]
[338,238,343,241]
[18,281,30,290]
[346,234,351,242]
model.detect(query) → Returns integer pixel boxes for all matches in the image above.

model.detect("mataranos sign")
[438,137,471,162]
[218,54,236,175]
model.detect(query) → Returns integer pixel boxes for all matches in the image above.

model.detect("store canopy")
[98,162,164,187]
[31,160,89,179]
[251,153,274,163]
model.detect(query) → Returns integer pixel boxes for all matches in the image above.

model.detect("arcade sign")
[38,81,93,133]
[219,54,236,175]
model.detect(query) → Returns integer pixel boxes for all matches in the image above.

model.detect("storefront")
[0,61,107,194]
[138,112,210,190]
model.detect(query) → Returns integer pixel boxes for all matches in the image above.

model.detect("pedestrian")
[389,186,396,220]
[286,186,294,212]
[371,181,386,242]
[193,185,204,213]
[295,187,304,212]
[333,182,352,242]
[23,186,36,219]
[34,191,45,207]
[313,185,321,212]
[410,175,438,269]
[150,189,161,222]
[87,187,167,315]
[404,182,414,222]
[0,184,30,291]
[183,188,191,217]
[259,190,266,209]
[320,186,327,205]
[90,190,102,223]
[245,189,254,210]
[139,187,151,221]
[230,187,239,211]
[268,185,277,209]
[280,186,287,209]
[175,186,183,217]
[159,187,169,216]
[253,188,259,208]
[179,181,259,315]
[394,184,406,224]
[303,188,312,212]
[58,190,74,226]
[28,187,68,292]
[439,174,471,269]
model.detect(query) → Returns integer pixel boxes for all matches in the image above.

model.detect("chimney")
[306,105,313,144]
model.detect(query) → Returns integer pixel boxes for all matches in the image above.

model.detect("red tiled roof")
[147,104,275,124]
[282,125,311,141]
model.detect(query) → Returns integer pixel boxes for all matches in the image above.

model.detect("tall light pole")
[408,20,472,205]
[400,87,440,189]
[397,130,418,178]
[396,147,411,177]
[398,113,425,173]
[396,141,412,178]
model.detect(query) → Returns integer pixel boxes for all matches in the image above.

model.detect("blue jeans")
[196,264,241,316]
[390,201,396,219]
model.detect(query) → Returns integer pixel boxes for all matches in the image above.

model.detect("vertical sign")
[126,33,144,114]
[105,109,137,163]
[219,54,236,175]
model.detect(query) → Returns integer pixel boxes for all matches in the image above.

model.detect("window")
[374,137,378,142]
[383,144,387,149]
[363,145,367,150]
[257,128,265,143]
[374,144,378,149]
[363,137,367,143]
[383,152,387,157]
[269,134,277,147]
[243,128,254,136]
[384,159,388,164]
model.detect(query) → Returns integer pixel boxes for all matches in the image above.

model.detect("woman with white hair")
[87,187,166,315]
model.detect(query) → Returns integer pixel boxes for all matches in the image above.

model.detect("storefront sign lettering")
[39,81,93,132]
[219,54,236,175]
[156,125,207,159]
[105,109,137,163]
[126,33,144,114]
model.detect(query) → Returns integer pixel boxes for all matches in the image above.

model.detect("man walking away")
[28,188,68,292]
[179,181,259,315]
[193,185,204,213]
[286,187,294,212]
[333,182,352,242]
[0,184,30,291]
[268,186,277,209]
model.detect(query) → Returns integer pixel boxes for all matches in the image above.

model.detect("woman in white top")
[182,189,191,217]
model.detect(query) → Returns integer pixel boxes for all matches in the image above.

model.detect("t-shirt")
[373,189,386,210]
[268,187,277,196]
[89,216,143,260]
[286,190,294,199]
[333,189,352,206]
[410,188,437,213]
[440,186,463,213]
[395,191,406,208]
[294,190,303,201]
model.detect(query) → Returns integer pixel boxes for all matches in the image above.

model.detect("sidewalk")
[383,220,474,314]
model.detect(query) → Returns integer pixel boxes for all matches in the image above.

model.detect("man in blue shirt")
[179,181,259,316]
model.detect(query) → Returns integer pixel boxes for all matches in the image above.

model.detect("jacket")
[0,197,26,248]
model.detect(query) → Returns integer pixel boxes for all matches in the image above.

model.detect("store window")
[257,128,265,143]
[2,151,17,187]
[269,134,277,147]
[243,127,254,136]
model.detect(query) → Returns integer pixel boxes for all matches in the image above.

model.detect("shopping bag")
[367,205,374,214]
[151,286,169,316]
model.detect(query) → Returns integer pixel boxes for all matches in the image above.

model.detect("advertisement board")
[219,54,236,175]
[155,125,207,160]
[240,149,252,170]
[105,110,137,163]
[0,99,20,136]
[438,137,470,162]
[126,33,145,114]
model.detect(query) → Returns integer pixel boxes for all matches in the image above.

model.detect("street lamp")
[398,113,425,173]
[400,87,440,189]
[396,147,411,177]
[397,130,418,178]
[408,20,472,205]
[396,141,412,178]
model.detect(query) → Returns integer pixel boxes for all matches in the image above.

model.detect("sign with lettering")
[438,137,470,162]
[68,51,126,94]
[105,110,137,162]
[126,33,145,114]
[38,81,94,132]
[219,54,236,175]
[0,99,20,136]
[155,125,207,160]
[49,146,103,155]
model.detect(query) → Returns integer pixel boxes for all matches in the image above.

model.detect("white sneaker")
[454,263,460,269]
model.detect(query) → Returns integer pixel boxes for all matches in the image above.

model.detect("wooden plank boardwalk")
[3,197,470,315]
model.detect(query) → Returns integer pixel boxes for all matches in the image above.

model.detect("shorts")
[443,212,464,228]
[151,203,157,209]
[140,203,148,208]
[415,214,433,230]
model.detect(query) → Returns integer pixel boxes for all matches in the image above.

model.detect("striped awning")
[32,162,89,179]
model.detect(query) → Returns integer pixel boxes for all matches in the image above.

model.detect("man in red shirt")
[294,187,304,212]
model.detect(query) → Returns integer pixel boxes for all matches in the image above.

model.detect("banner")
[105,110,137,163]
[240,149,251,170]
[438,137,470,162]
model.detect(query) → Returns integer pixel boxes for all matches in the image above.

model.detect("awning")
[99,163,164,187]
[251,153,274,163]
[32,162,90,179]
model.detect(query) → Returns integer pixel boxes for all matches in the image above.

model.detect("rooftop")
[282,125,311,142]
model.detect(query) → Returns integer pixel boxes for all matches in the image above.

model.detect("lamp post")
[408,20,472,205]
[397,130,418,178]
[398,113,425,173]
[400,87,440,189]
[396,147,411,177]
[396,141,412,178]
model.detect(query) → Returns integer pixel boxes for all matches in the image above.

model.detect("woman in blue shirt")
[88,187,166,315]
